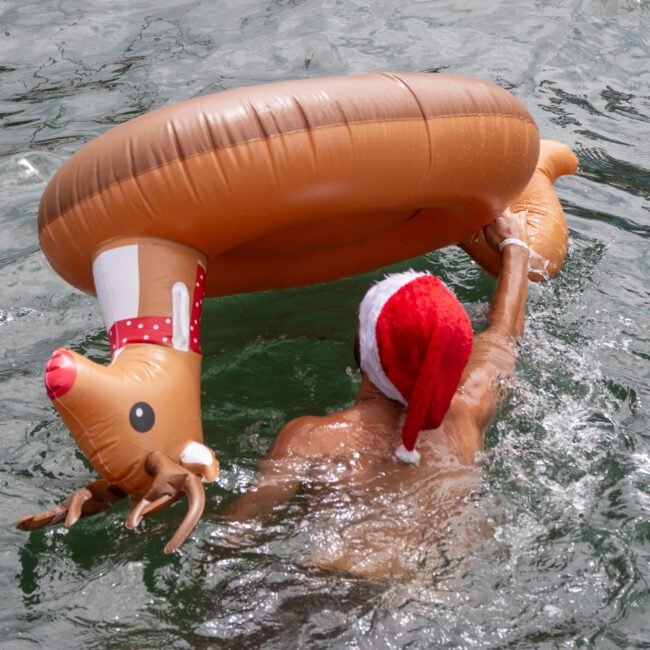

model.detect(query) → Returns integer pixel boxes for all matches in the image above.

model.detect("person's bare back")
[292,411,484,577]
[222,211,530,580]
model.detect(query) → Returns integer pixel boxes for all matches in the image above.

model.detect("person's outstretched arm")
[446,210,530,461]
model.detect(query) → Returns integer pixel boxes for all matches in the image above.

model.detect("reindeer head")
[17,237,219,553]
[45,344,218,496]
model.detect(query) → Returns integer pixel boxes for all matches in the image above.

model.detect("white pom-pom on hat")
[395,443,421,465]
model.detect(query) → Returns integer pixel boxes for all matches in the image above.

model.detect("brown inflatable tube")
[461,140,578,280]
[39,72,540,296]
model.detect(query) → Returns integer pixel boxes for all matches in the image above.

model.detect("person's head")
[356,270,473,463]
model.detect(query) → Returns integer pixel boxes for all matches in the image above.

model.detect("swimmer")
[219,210,531,579]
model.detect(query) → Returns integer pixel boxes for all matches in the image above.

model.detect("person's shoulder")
[271,414,330,457]
[273,409,356,458]
[278,414,323,439]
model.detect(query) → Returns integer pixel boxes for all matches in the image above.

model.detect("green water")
[1,1,648,647]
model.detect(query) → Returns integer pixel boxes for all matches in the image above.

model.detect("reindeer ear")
[180,442,219,483]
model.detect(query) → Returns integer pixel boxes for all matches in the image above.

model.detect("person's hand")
[16,479,125,530]
[484,209,529,252]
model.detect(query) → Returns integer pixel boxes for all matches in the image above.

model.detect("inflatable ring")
[39,72,541,295]
[20,73,575,553]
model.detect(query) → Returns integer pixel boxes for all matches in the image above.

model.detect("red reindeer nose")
[45,349,77,400]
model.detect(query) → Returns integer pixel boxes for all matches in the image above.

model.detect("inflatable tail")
[461,139,579,281]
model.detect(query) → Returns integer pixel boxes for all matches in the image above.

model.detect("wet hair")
[353,333,361,369]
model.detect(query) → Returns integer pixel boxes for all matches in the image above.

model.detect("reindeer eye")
[129,402,155,433]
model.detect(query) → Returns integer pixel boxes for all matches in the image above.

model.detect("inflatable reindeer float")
[16,73,577,553]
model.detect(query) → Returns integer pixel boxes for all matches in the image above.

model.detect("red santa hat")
[358,271,473,464]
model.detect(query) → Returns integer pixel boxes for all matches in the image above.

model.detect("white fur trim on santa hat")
[395,443,421,465]
[358,270,428,406]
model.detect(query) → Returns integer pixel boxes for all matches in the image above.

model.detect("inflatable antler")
[17,238,219,553]
[16,480,126,530]
[126,452,206,554]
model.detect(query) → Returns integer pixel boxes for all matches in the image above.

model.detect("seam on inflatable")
[249,102,279,187]
[169,121,201,206]
[198,111,233,195]
[125,139,155,217]
[41,113,537,227]
[387,74,433,171]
